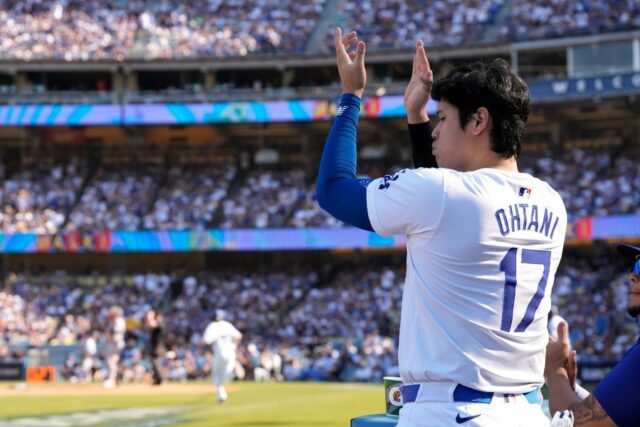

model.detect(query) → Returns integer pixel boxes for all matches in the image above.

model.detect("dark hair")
[431,59,530,159]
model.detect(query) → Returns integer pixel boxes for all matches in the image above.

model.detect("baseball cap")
[617,244,640,275]
[617,244,640,260]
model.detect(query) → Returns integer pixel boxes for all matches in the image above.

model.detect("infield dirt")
[0,382,232,396]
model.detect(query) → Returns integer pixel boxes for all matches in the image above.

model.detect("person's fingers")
[420,75,433,88]
[422,43,432,73]
[334,27,348,61]
[412,40,423,75]
[566,351,575,367]
[557,321,568,345]
[334,27,342,49]
[419,70,433,94]
[354,40,366,67]
[567,350,578,386]
[342,31,357,48]
[412,53,417,75]
[416,41,425,67]
[414,41,433,86]
[416,41,430,72]
[348,51,356,60]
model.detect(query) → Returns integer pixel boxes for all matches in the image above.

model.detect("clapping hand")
[404,40,433,124]
[545,321,576,388]
[334,27,366,98]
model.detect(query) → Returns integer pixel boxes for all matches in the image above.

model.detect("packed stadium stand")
[0,252,634,383]
[0,0,326,60]
[1,0,638,61]
[1,143,638,233]
[502,0,640,41]
[0,0,639,393]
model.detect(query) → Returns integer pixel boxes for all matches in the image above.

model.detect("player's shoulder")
[204,321,216,329]
[218,320,235,329]
[526,174,566,208]
[398,167,447,183]
[469,168,563,197]
[371,167,443,191]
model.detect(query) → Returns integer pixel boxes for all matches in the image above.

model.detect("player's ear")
[470,107,490,135]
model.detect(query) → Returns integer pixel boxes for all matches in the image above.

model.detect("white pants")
[397,383,549,427]
[212,355,235,387]
[105,353,120,384]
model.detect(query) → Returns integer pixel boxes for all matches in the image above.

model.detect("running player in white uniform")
[316,29,567,426]
[202,310,242,403]
[103,306,126,388]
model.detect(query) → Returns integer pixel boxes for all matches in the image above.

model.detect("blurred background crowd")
[0,251,633,384]
[0,0,638,61]
[0,144,638,233]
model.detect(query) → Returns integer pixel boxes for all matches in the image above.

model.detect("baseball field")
[0,381,383,426]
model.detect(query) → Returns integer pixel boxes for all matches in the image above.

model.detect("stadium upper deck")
[0,0,637,107]
[0,0,638,61]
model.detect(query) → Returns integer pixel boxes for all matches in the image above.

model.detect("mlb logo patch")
[518,187,532,198]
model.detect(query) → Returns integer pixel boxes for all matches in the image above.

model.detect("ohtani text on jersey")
[494,203,561,239]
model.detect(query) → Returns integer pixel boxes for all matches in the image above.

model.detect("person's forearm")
[318,93,360,187]
[316,93,373,231]
[407,109,428,124]
[547,371,583,415]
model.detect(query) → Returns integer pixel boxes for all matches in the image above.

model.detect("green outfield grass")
[0,381,384,426]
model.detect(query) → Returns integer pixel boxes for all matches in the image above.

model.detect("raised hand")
[403,40,433,124]
[545,321,572,381]
[334,27,366,98]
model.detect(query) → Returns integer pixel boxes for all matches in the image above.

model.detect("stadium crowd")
[519,146,640,222]
[0,161,84,234]
[65,165,162,232]
[336,0,503,50]
[1,0,639,62]
[143,165,237,230]
[0,144,636,233]
[0,254,635,384]
[0,0,325,61]
[502,0,640,41]
[552,256,636,360]
[218,168,306,229]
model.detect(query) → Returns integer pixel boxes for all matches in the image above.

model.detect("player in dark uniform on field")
[145,309,166,386]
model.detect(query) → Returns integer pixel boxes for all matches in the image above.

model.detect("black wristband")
[408,121,437,168]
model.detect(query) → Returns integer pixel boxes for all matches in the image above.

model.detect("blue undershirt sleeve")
[316,93,373,231]
[592,340,640,427]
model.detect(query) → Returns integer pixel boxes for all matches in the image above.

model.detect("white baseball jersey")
[112,316,126,344]
[367,167,567,393]
[203,320,242,360]
[105,316,126,354]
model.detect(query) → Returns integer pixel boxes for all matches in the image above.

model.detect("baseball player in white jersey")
[316,29,568,426]
[202,310,242,403]
[103,305,126,388]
